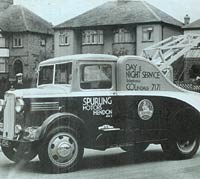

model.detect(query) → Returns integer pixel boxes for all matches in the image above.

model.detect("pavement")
[0,144,200,179]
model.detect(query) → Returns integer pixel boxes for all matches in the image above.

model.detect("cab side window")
[55,63,72,84]
[80,64,112,89]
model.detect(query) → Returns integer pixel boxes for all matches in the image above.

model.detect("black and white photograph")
[1,0,200,178]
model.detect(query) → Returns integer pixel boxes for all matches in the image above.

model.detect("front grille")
[3,93,15,139]
[31,102,60,112]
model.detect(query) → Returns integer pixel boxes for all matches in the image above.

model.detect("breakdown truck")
[0,34,200,173]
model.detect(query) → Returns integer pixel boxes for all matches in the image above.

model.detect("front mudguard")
[21,112,87,143]
[38,112,87,140]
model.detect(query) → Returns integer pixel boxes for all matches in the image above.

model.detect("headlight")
[0,99,5,112]
[15,98,24,113]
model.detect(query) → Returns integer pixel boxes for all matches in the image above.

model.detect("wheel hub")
[177,139,196,153]
[57,142,71,158]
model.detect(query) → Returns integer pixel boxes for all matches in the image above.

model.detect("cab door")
[74,61,119,147]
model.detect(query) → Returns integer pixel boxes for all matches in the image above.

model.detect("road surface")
[0,145,200,179]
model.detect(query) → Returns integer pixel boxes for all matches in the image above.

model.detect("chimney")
[184,14,190,25]
[0,0,13,11]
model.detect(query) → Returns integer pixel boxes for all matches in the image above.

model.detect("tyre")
[38,126,84,173]
[162,110,200,160]
[121,143,149,154]
[161,137,200,159]
[2,142,37,163]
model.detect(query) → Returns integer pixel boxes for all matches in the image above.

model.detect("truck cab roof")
[40,54,118,66]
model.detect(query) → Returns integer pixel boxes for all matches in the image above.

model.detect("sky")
[14,0,200,25]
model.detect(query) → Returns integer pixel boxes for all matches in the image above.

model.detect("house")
[0,0,53,82]
[182,16,200,81]
[54,0,183,58]
[184,16,200,34]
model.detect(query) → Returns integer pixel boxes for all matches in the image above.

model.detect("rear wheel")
[161,137,200,159]
[162,110,200,159]
[2,142,37,163]
[38,126,84,173]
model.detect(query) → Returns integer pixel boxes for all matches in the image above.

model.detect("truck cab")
[0,54,200,173]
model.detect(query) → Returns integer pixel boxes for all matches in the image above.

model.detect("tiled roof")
[0,5,53,34]
[55,0,183,29]
[183,19,200,29]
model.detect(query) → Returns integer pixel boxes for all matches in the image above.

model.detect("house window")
[40,39,46,46]
[13,35,23,48]
[114,28,133,43]
[0,37,5,48]
[142,27,154,42]
[82,30,103,45]
[0,58,6,73]
[59,32,69,46]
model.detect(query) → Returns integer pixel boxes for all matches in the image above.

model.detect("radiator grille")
[3,93,15,139]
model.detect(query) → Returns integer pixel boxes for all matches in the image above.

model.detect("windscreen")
[55,63,72,84]
[38,65,54,85]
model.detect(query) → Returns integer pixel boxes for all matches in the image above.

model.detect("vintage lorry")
[0,54,200,173]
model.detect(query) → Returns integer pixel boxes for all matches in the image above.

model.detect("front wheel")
[161,137,200,159]
[38,126,84,173]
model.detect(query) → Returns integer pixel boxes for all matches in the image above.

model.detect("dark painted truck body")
[0,54,200,173]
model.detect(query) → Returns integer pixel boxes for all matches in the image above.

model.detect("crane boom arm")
[142,34,200,80]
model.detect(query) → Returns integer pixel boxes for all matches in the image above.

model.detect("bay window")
[114,28,133,43]
[82,30,103,45]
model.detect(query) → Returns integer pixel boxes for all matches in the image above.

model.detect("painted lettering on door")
[82,97,112,118]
